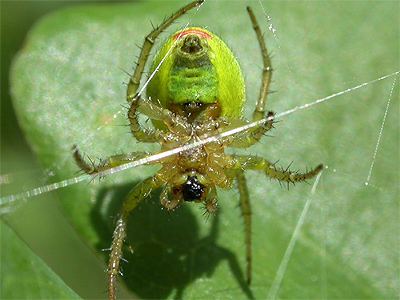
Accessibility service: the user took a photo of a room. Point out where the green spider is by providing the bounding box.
[73,1,323,299]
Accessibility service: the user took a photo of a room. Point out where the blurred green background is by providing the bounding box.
[1,0,399,299]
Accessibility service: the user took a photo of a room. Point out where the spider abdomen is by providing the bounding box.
[168,64,218,105]
[147,27,246,119]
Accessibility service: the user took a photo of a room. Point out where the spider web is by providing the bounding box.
[1,1,399,299]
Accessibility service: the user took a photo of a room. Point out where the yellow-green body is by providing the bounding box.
[147,27,245,119]
[73,3,323,298]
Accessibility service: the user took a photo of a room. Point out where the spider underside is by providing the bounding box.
[73,1,323,299]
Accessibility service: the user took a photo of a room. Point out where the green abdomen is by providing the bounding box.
[168,65,218,104]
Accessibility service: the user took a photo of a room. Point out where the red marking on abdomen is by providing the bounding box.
[174,29,212,40]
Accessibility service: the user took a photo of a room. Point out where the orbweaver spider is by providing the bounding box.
[73,1,323,299]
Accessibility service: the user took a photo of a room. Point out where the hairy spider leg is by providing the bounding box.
[204,186,218,215]
[222,7,275,285]
[234,155,323,184]
[129,98,189,139]
[73,148,165,300]
[108,176,162,300]
[126,0,204,143]
[233,155,322,284]
[227,7,275,149]
[73,146,148,174]
[226,111,275,148]
[236,170,252,285]
[247,6,273,121]
[160,185,181,210]
[229,8,321,284]
[127,97,164,143]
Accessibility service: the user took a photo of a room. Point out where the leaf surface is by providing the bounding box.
[0,220,80,299]
[10,1,399,299]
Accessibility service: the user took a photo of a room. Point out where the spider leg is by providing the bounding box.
[73,145,148,175]
[204,186,218,215]
[126,0,204,101]
[108,176,161,300]
[160,185,182,210]
[128,97,165,143]
[233,155,323,184]
[130,98,189,137]
[126,0,204,142]
[247,6,273,121]
[236,170,252,285]
[227,6,275,148]
[226,111,275,148]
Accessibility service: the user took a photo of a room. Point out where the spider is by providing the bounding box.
[73,1,323,299]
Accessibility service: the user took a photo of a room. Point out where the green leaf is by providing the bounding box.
[10,0,399,299]
[0,220,80,299]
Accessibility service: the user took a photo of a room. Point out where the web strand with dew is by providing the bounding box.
[365,76,398,186]
[1,70,398,211]
[257,0,299,87]
[267,170,323,300]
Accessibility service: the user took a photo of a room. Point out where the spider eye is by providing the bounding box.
[182,176,205,201]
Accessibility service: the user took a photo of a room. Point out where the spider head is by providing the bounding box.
[181,175,205,202]
[176,174,218,215]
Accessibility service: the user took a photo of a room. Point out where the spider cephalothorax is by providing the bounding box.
[73,1,322,299]
[153,102,237,210]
